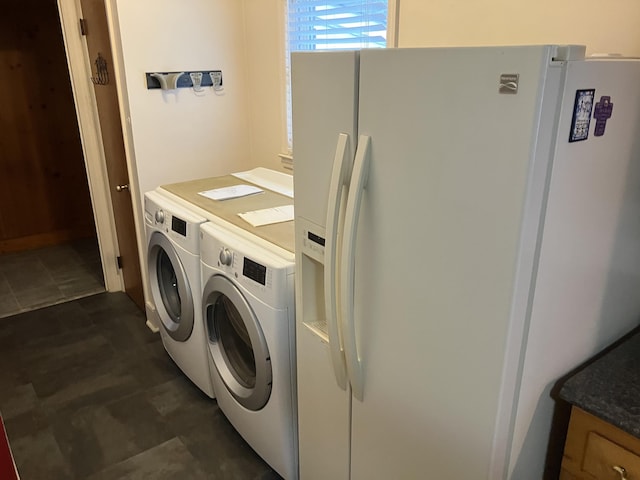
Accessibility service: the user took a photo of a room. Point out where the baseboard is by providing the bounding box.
[0,228,96,254]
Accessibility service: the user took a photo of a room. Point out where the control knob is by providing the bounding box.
[219,248,233,266]
[155,210,165,224]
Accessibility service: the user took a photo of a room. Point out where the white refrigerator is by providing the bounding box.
[291,45,640,479]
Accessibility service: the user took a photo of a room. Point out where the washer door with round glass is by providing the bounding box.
[148,231,194,342]
[203,275,272,411]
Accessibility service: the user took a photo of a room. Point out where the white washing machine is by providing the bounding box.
[200,221,297,479]
[144,190,215,398]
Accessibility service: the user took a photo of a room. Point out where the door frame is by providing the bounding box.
[56,0,149,307]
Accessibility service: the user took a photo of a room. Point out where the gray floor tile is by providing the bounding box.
[148,378,281,479]
[3,405,50,441]
[0,292,280,479]
[0,317,15,344]
[146,377,217,435]
[9,427,73,479]
[0,293,21,319]
[52,392,175,478]
[4,258,54,293]
[0,384,38,419]
[9,301,94,345]
[21,330,112,382]
[0,359,28,395]
[86,260,106,282]
[39,369,142,418]
[0,250,40,273]
[50,262,93,283]
[14,284,65,310]
[99,312,161,353]
[0,240,104,315]
[120,344,184,389]
[80,291,140,318]
[37,243,83,273]
[70,238,101,262]
[0,336,28,394]
[58,277,105,300]
[179,417,280,480]
[0,273,12,295]
[86,437,209,480]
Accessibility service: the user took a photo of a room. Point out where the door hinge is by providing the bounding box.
[79,18,88,36]
[117,256,123,269]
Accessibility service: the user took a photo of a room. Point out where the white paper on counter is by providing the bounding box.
[238,205,294,227]
[232,168,294,198]
[198,184,263,201]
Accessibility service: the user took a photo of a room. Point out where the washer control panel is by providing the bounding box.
[144,192,205,254]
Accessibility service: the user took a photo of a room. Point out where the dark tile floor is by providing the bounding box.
[0,239,105,318]
[0,292,281,479]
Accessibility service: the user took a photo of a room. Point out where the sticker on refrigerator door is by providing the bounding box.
[593,95,613,137]
[569,89,595,142]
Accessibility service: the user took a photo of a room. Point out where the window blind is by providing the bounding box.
[284,0,388,152]
[288,1,387,51]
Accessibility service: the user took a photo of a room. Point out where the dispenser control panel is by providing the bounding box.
[299,217,325,264]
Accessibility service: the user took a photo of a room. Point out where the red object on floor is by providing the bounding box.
[0,415,18,480]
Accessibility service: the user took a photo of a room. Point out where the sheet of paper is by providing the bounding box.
[232,168,294,198]
[238,205,294,227]
[198,184,263,201]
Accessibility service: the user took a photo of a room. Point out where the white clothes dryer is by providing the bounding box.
[144,190,214,398]
[200,222,297,479]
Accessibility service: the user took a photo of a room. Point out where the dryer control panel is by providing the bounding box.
[243,257,267,286]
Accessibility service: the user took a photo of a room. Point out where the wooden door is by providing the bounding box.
[78,0,144,310]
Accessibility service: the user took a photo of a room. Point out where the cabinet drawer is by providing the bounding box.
[583,431,640,479]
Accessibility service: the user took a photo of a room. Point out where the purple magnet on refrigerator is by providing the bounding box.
[593,96,613,137]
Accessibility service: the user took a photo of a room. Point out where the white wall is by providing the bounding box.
[397,0,640,56]
[107,0,255,319]
[241,0,289,171]
[114,0,253,202]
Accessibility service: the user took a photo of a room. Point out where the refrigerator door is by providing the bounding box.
[292,51,359,480]
[510,58,640,479]
[348,46,562,479]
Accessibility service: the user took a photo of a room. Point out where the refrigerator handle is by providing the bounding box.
[324,133,351,390]
[340,134,371,402]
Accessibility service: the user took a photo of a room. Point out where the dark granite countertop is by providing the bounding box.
[559,329,640,438]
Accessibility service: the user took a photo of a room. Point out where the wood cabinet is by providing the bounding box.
[561,407,640,479]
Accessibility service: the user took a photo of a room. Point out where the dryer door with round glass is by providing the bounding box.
[203,275,272,411]
[148,231,194,342]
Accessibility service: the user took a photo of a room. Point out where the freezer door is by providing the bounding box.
[347,46,561,479]
[510,58,640,479]
[291,51,359,228]
[292,51,359,480]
